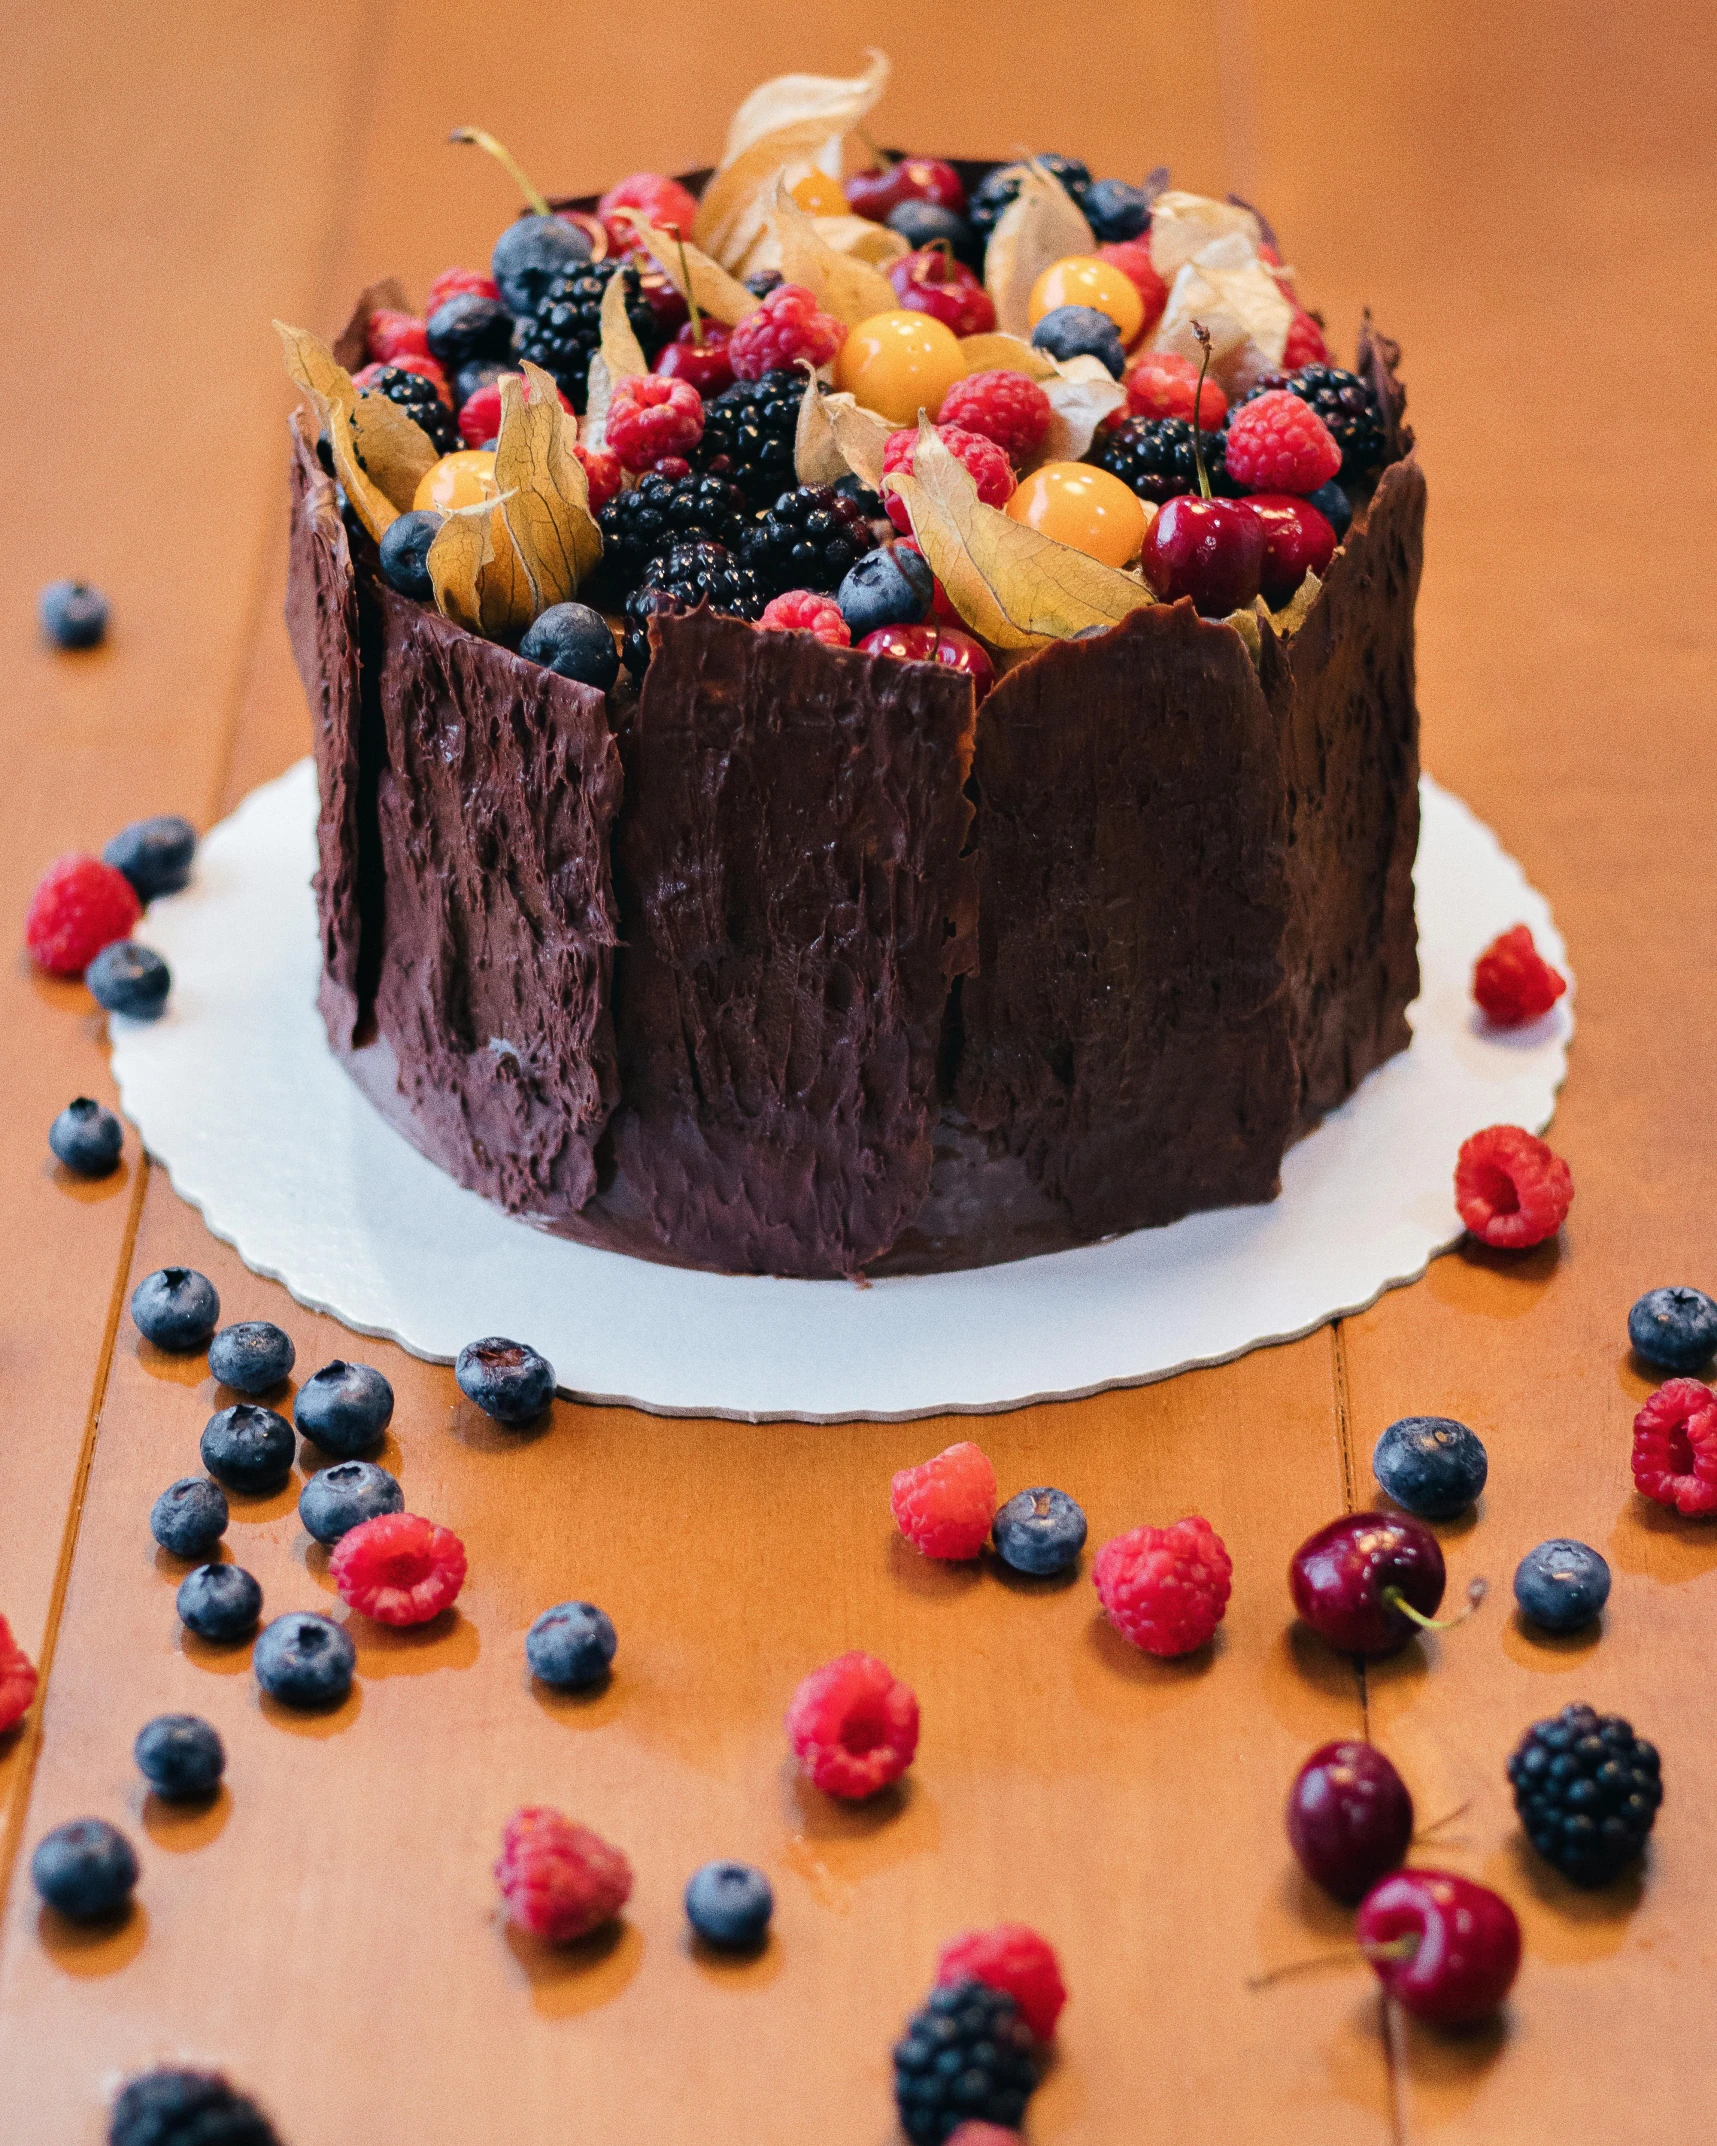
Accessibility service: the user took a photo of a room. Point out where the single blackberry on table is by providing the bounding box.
[695,369,804,508]
[968,155,1092,241]
[1507,1702,1661,1887]
[109,2068,282,2146]
[513,258,663,411]
[893,1979,1039,2144]
[740,484,878,595]
[594,472,748,598]
[356,367,457,456]
[622,541,764,678]
[1243,363,1387,482]
[1092,414,1238,503]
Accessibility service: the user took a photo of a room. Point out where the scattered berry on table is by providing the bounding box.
[837,545,934,637]
[25,854,141,976]
[727,283,847,381]
[1095,414,1233,505]
[150,1477,228,1560]
[991,1487,1087,1577]
[330,1511,466,1625]
[894,1979,1039,2144]
[519,602,621,689]
[425,291,512,369]
[1093,1516,1232,1656]
[526,1601,617,1690]
[1121,350,1227,429]
[1508,1702,1661,1886]
[935,1924,1066,2041]
[298,1460,404,1546]
[30,1818,138,1922]
[427,265,501,314]
[39,578,109,649]
[366,306,429,363]
[109,2069,281,2146]
[1098,240,1168,334]
[490,212,591,317]
[606,373,706,474]
[1631,1377,1717,1515]
[882,424,1014,536]
[891,1441,998,1560]
[1472,923,1567,1026]
[353,363,457,452]
[1628,1285,1717,1373]
[696,370,805,507]
[0,1614,39,1733]
[759,590,851,646]
[513,258,661,409]
[1355,1870,1520,2025]
[49,1097,124,1177]
[968,155,1091,240]
[938,369,1052,465]
[1031,303,1125,378]
[134,1714,225,1802]
[176,1563,262,1644]
[1084,177,1151,242]
[1290,1511,1450,1656]
[200,1404,296,1496]
[742,483,877,594]
[858,623,996,700]
[1454,1125,1573,1250]
[596,471,748,596]
[379,509,444,600]
[208,1321,295,1396]
[1372,1415,1488,1520]
[1244,493,1338,607]
[496,1807,633,1942]
[455,1336,556,1426]
[684,1860,773,1949]
[85,940,171,1019]
[1223,389,1342,494]
[786,1651,920,1799]
[103,815,197,902]
[1514,1539,1610,1632]
[293,1359,393,1456]
[253,1613,355,1708]
[597,170,702,250]
[944,2128,1023,2146]
[1304,477,1352,537]
[1285,1740,1414,1901]
[131,1267,219,1352]
[886,201,980,264]
[622,542,765,678]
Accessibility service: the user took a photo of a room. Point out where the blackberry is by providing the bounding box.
[969,155,1092,242]
[622,542,764,679]
[109,2068,281,2146]
[513,259,663,411]
[1507,1702,1662,1887]
[595,472,747,598]
[739,484,878,595]
[1245,364,1387,481]
[1092,415,1238,503]
[356,367,456,456]
[696,369,804,508]
[893,1979,1039,2145]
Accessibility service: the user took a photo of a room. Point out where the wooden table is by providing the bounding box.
[2,4,1712,2138]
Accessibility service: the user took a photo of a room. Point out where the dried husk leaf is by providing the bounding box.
[793,368,847,486]
[426,491,529,639]
[722,52,888,163]
[957,332,1061,383]
[983,165,1096,339]
[1152,232,1292,374]
[1036,360,1127,466]
[583,267,651,442]
[274,319,399,541]
[697,54,889,272]
[1148,190,1261,281]
[346,389,440,512]
[1269,568,1323,638]
[770,184,900,326]
[611,211,760,326]
[810,214,909,268]
[1225,603,1263,662]
[495,363,602,608]
[819,392,894,490]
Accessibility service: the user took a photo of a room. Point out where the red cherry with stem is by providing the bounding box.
[1139,323,1264,616]
[845,144,967,223]
[858,622,995,701]
[1286,1742,1414,1901]
[1289,1510,1471,1657]
[1356,1870,1521,2026]
[1242,493,1337,608]
[654,323,733,396]
[887,245,996,338]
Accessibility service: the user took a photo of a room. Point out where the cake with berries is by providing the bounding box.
[283,62,1422,1280]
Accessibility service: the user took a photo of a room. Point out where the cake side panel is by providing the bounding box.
[608,612,976,1278]
[955,603,1297,1236]
[368,590,623,1218]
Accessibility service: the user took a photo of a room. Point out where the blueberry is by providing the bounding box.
[1373,1415,1488,1520]
[102,815,197,901]
[201,1404,295,1495]
[39,579,108,649]
[298,1460,403,1545]
[150,1476,229,1559]
[456,1336,555,1425]
[526,1601,616,1689]
[838,546,933,637]
[1083,177,1152,242]
[176,1563,262,1642]
[1304,479,1353,539]
[992,1486,1088,1576]
[519,602,620,690]
[684,1860,773,1949]
[1031,304,1126,379]
[1513,1539,1611,1634]
[886,200,979,264]
[378,509,444,601]
[48,1096,123,1177]
[208,1321,295,1395]
[426,292,514,366]
[491,212,591,315]
[85,941,171,1019]
[131,1267,219,1352]
[134,1714,225,1801]
[294,1360,394,1456]
[1628,1286,1717,1373]
[253,1613,355,1708]
[30,1818,137,1920]
[455,358,507,409]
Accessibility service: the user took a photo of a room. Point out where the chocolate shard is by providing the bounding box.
[607,610,977,1277]
[1356,308,1414,463]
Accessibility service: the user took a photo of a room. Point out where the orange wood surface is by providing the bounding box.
[1,3,1713,2140]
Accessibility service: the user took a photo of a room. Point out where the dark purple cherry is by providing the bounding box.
[1289,1510,1447,1655]
[1286,1740,1414,1900]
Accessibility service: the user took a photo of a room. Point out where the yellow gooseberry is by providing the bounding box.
[789,169,848,217]
[1028,256,1147,346]
[834,311,968,427]
[1004,461,1151,567]
[413,449,499,514]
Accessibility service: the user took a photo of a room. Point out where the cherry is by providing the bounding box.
[1242,493,1338,608]
[1286,1741,1414,1901]
[654,320,734,397]
[1356,1870,1521,2026]
[1289,1511,1447,1657]
[1137,323,1264,616]
[858,622,995,701]
[845,150,967,225]
[887,245,996,338]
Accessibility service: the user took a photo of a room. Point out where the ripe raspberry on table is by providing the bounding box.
[426,265,500,314]
[938,370,1053,465]
[936,1924,1066,2040]
[760,590,851,647]
[891,1439,997,1559]
[605,373,705,474]
[1631,1379,1717,1516]
[1097,240,1167,334]
[25,855,141,977]
[573,443,623,511]
[1281,308,1329,369]
[1224,389,1342,493]
[329,1511,467,1626]
[786,1651,919,1799]
[1123,350,1226,428]
[1093,1515,1232,1656]
[1472,924,1567,1026]
[0,1614,38,1734]
[882,424,1015,534]
[353,352,450,405]
[1454,1125,1573,1249]
[366,307,429,364]
[726,283,847,381]
[495,1807,633,1942]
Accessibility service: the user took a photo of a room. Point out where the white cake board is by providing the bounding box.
[110,760,1571,1422]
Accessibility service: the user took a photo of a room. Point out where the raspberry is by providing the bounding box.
[456,372,576,451]
[1093,1516,1232,1656]
[1097,240,1168,334]
[759,591,852,647]
[882,424,1015,535]
[786,1651,919,1799]
[1223,388,1342,493]
[367,308,429,364]
[727,284,847,382]
[891,1440,997,1559]
[574,443,623,511]
[1123,351,1227,429]
[0,1614,38,1734]
[599,172,702,252]
[947,2129,1023,2146]
[1281,308,1329,369]
[1631,1379,1717,1516]
[25,854,141,976]
[936,1924,1066,2040]
[1454,1125,1574,1249]
[328,1511,467,1625]
[426,266,500,314]
[495,1807,633,1942]
[937,371,1052,466]
[352,351,450,406]
[603,373,705,475]
[1473,924,1567,1026]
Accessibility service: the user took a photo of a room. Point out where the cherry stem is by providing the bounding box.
[665,225,704,348]
[856,127,895,174]
[1247,1933,1418,1991]
[1414,1798,1473,1842]
[1190,322,1214,500]
[449,129,551,218]
[1381,1576,1488,1634]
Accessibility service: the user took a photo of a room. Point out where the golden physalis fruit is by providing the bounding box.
[834,310,967,427]
[789,169,849,217]
[1028,256,1147,346]
[1005,462,1151,568]
[415,449,500,514]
